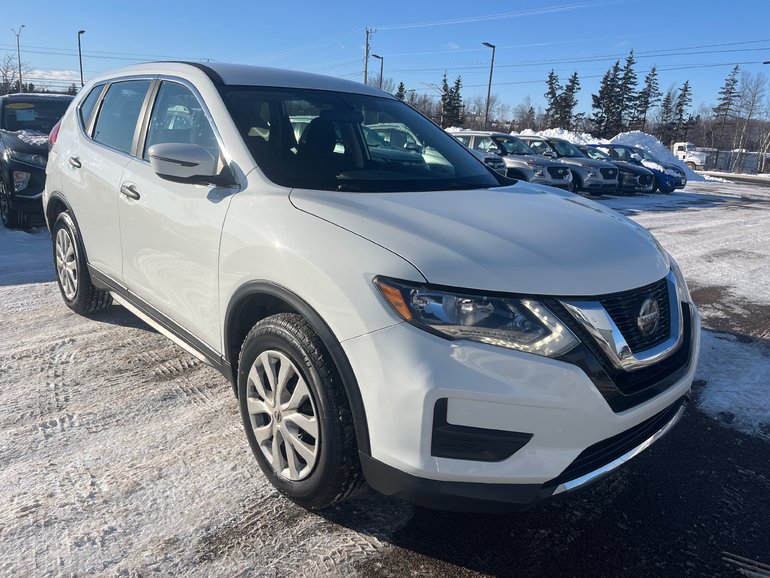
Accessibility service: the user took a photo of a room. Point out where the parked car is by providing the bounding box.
[577,145,654,194]
[45,62,700,512]
[517,135,618,195]
[449,130,572,190]
[597,144,686,193]
[365,121,505,176]
[0,93,73,227]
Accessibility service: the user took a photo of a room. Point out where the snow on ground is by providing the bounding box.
[0,181,768,574]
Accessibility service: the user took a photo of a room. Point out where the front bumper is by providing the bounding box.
[345,301,700,511]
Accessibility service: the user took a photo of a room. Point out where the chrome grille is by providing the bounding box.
[547,166,569,179]
[598,277,671,353]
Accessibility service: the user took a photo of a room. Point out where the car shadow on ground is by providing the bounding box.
[88,303,157,333]
[316,398,770,577]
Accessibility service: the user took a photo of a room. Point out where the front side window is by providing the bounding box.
[526,139,551,156]
[471,136,495,153]
[221,87,501,192]
[93,80,151,154]
[143,81,218,160]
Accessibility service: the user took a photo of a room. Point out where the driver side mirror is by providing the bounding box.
[148,143,234,186]
[542,150,557,158]
[630,153,642,162]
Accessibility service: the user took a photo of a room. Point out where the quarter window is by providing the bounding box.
[78,84,104,132]
[92,80,151,154]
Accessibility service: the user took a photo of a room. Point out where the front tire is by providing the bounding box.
[0,178,26,229]
[238,313,364,510]
[570,171,583,192]
[52,211,112,314]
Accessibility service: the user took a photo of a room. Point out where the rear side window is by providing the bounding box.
[78,85,104,131]
[93,80,151,154]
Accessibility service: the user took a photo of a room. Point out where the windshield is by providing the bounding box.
[549,139,585,158]
[582,147,612,161]
[1,98,71,133]
[221,87,501,192]
[631,146,660,163]
[493,135,535,155]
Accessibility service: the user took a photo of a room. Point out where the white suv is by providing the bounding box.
[45,62,700,512]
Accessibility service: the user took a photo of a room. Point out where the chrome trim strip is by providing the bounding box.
[560,270,683,371]
[553,402,686,495]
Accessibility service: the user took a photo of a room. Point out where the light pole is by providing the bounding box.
[372,54,383,89]
[78,30,86,87]
[482,41,496,130]
[12,25,25,93]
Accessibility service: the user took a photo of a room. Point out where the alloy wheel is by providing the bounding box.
[55,228,78,300]
[245,350,319,481]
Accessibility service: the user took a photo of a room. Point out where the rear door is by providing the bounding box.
[118,79,234,351]
[60,79,152,280]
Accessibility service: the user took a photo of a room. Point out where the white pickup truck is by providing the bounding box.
[672,142,708,170]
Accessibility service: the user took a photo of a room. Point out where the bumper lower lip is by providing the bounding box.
[552,400,686,495]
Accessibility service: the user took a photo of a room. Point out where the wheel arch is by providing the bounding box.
[224,281,371,455]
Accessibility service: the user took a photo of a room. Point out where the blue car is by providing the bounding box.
[593,144,686,193]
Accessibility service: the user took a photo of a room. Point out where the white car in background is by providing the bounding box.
[44,61,700,512]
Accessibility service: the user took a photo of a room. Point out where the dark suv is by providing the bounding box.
[0,93,73,227]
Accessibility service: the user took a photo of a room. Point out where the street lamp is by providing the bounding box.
[12,25,25,93]
[78,30,86,87]
[482,41,496,130]
[372,53,384,90]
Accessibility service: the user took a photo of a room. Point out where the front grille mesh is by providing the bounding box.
[547,166,569,179]
[600,167,618,180]
[599,277,671,353]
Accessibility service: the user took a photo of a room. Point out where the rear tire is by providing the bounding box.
[52,211,113,315]
[238,313,364,510]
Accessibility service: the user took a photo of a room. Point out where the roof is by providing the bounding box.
[87,61,389,98]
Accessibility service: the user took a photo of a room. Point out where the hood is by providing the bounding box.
[612,161,652,175]
[506,154,561,169]
[290,184,669,296]
[556,156,615,169]
[0,129,49,155]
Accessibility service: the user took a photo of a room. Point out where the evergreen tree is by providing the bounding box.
[450,76,464,126]
[633,66,661,131]
[712,65,740,149]
[66,83,78,96]
[440,73,451,127]
[673,80,692,142]
[657,87,677,145]
[544,70,562,127]
[560,72,581,130]
[395,81,406,100]
[591,61,622,138]
[618,50,638,129]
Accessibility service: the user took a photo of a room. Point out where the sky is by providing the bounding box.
[1,0,768,116]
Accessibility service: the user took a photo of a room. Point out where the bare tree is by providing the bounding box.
[732,72,767,171]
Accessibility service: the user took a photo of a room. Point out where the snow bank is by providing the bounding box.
[516,127,607,146]
[610,131,713,182]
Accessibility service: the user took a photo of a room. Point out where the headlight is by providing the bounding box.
[375,277,579,357]
[668,254,692,304]
[533,168,545,177]
[664,168,683,177]
[8,149,47,167]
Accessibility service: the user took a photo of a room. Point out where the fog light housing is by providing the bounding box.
[13,171,31,192]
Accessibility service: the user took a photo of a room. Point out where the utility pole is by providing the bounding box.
[364,28,375,84]
[12,25,25,93]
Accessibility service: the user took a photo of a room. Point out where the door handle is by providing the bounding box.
[120,182,141,200]
[68,157,81,169]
